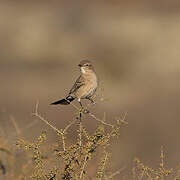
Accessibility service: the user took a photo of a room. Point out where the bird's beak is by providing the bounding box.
[78,64,82,67]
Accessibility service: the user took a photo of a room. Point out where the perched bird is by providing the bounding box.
[51,60,98,107]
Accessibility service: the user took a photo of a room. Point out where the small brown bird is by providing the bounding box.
[51,60,98,107]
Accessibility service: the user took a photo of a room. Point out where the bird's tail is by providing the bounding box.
[51,96,75,105]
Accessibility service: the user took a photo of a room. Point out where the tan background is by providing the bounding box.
[0,0,180,178]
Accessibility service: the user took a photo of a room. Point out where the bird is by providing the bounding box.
[51,60,98,107]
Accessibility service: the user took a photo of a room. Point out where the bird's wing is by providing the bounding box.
[69,75,85,95]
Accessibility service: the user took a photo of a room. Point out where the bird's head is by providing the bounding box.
[78,60,94,73]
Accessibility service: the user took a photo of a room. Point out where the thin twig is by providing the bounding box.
[109,166,126,178]
[119,112,128,125]
[99,153,108,180]
[9,115,21,135]
[32,101,68,151]
[4,119,38,146]
[160,145,164,169]
[33,101,79,152]
[22,120,39,131]
[70,103,84,147]
[61,119,79,151]
[78,111,82,147]
[70,102,114,128]
[32,101,61,134]
[33,110,67,150]
[88,112,114,128]
[61,134,66,151]
[63,118,78,134]
[33,112,61,134]
[80,155,88,179]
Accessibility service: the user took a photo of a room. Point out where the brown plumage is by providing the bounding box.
[51,60,98,106]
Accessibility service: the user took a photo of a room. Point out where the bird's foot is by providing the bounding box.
[87,97,95,104]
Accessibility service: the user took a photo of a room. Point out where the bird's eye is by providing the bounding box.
[85,64,89,66]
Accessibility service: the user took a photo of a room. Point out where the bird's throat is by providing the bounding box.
[81,67,86,74]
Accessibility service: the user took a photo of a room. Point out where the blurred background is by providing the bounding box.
[0,0,180,178]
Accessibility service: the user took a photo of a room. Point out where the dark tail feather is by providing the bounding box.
[51,99,69,105]
[51,96,75,105]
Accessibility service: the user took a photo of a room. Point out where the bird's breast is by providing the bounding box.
[76,72,98,99]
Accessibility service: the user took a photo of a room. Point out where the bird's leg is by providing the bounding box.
[78,98,83,109]
[87,97,94,104]
[79,101,83,108]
